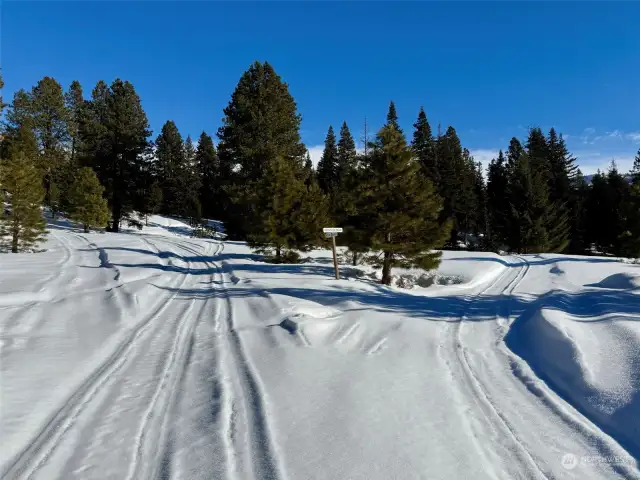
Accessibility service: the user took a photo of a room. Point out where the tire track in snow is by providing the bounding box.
[212,259,285,480]
[126,240,224,480]
[445,258,549,479]
[2,241,198,480]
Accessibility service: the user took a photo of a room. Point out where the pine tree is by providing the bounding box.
[248,156,328,261]
[567,170,590,254]
[317,125,338,193]
[303,151,316,190]
[66,167,110,232]
[28,77,70,210]
[156,120,191,216]
[486,151,508,248]
[0,70,5,115]
[64,80,84,164]
[358,125,450,285]
[336,121,357,174]
[79,79,151,232]
[386,101,402,133]
[216,61,307,238]
[0,151,47,253]
[196,132,220,219]
[411,107,438,185]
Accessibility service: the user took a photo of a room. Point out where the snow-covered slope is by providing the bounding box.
[1,222,639,479]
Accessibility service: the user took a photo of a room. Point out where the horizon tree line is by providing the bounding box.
[1,65,639,280]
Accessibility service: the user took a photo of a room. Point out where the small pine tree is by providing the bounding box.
[0,152,47,252]
[411,107,438,185]
[358,125,450,285]
[67,167,110,232]
[317,126,338,193]
[386,101,402,133]
[248,156,325,261]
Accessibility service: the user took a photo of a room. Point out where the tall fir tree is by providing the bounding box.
[155,120,199,218]
[317,125,338,193]
[0,70,5,115]
[386,101,402,133]
[196,131,220,219]
[357,125,450,285]
[28,77,70,210]
[78,79,151,232]
[336,121,357,174]
[66,167,110,232]
[247,155,328,261]
[411,107,438,185]
[64,80,84,164]
[216,61,307,238]
[0,150,47,253]
[486,150,509,248]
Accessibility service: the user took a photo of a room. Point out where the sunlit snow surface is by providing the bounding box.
[1,217,639,479]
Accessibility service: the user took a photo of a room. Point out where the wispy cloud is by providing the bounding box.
[469,149,500,169]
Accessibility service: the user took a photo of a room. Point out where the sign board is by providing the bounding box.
[322,227,342,279]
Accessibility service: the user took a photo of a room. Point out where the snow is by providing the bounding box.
[1,219,640,479]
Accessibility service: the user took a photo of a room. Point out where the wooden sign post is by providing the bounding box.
[323,227,343,280]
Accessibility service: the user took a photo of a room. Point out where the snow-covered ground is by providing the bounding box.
[1,217,639,479]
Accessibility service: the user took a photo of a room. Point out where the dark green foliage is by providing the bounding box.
[386,101,402,134]
[0,151,47,252]
[196,132,221,219]
[317,125,338,193]
[337,122,357,173]
[0,70,5,115]
[217,61,306,183]
[486,151,508,248]
[64,80,84,163]
[66,167,110,232]
[155,121,199,218]
[216,61,306,238]
[78,79,152,232]
[435,126,479,246]
[411,107,438,185]
[357,125,451,285]
[245,156,329,261]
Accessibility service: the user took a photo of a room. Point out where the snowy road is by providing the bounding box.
[1,222,639,479]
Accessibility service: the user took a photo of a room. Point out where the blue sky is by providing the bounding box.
[3,2,639,173]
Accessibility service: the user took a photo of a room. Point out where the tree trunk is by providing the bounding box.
[83,224,90,233]
[11,230,18,253]
[381,251,392,285]
[275,244,282,262]
[352,251,358,266]
[112,202,122,233]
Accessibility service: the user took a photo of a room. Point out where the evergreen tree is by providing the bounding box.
[66,167,110,232]
[79,79,151,232]
[155,120,195,217]
[303,151,316,190]
[0,151,47,253]
[0,70,5,115]
[28,77,70,210]
[386,101,402,133]
[247,156,328,261]
[216,61,307,238]
[358,125,450,285]
[411,107,438,185]
[317,125,338,193]
[486,151,508,248]
[196,132,219,219]
[336,121,357,174]
[64,80,84,163]
[567,169,590,254]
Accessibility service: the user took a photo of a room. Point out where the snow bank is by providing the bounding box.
[506,302,640,458]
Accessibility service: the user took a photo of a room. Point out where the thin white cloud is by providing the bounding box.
[626,132,640,143]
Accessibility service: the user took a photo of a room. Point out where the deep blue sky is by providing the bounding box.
[3,2,640,173]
